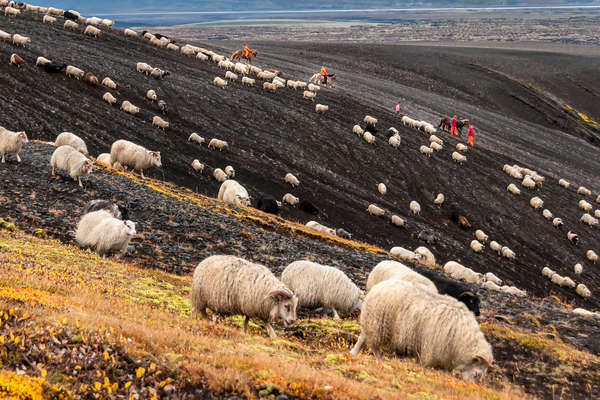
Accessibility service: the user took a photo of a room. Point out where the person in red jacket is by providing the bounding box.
[395,101,400,114]
[450,115,458,136]
[321,65,327,85]
[467,125,475,147]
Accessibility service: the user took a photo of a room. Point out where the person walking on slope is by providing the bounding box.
[467,125,475,147]
[395,101,400,114]
[450,115,458,136]
[321,65,327,85]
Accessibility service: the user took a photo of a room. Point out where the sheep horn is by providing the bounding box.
[265,288,293,300]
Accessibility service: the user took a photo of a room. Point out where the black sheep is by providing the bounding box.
[299,200,319,215]
[63,11,79,21]
[418,268,481,316]
[41,63,66,73]
[256,195,279,215]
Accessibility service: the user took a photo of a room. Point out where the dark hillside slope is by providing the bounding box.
[0,10,599,310]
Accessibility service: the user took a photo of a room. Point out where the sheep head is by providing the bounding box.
[457,355,492,382]
[458,291,480,317]
[266,289,297,326]
[149,151,162,168]
[17,131,28,143]
[123,220,136,236]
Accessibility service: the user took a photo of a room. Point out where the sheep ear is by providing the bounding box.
[474,355,492,367]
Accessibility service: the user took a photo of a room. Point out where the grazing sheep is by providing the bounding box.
[96,153,112,166]
[367,204,385,217]
[281,260,362,318]
[188,133,205,145]
[65,65,84,79]
[352,125,364,136]
[417,269,481,316]
[157,100,168,115]
[500,286,527,297]
[541,267,554,278]
[336,228,352,239]
[225,71,238,81]
[0,30,11,40]
[415,247,435,267]
[256,195,280,215]
[420,145,433,157]
[443,261,484,284]
[136,62,153,75]
[377,183,387,195]
[553,217,563,228]
[363,132,375,144]
[430,142,443,151]
[410,201,421,215]
[191,255,298,339]
[282,193,299,206]
[50,145,93,187]
[529,196,543,209]
[86,16,101,25]
[224,165,235,178]
[595,209,600,218]
[0,128,28,163]
[573,308,599,319]
[305,221,336,236]
[166,43,179,51]
[191,160,204,172]
[9,53,23,67]
[470,240,484,253]
[208,139,228,151]
[560,276,577,288]
[573,263,583,275]
[101,19,114,27]
[521,175,536,189]
[64,20,78,30]
[109,140,161,178]
[484,272,502,286]
[542,209,553,220]
[576,283,591,298]
[120,100,140,115]
[482,281,501,291]
[363,115,377,128]
[315,104,329,113]
[507,183,521,195]
[54,132,88,155]
[432,193,445,207]
[367,260,437,294]
[456,143,468,152]
[567,231,579,245]
[84,72,98,86]
[558,178,570,188]
[284,173,300,187]
[124,28,137,37]
[501,246,515,260]
[390,247,423,262]
[4,6,19,16]
[299,200,319,215]
[101,77,117,89]
[597,194,600,203]
[234,62,248,75]
[452,151,466,164]
[579,200,593,212]
[307,83,320,92]
[390,215,406,228]
[303,90,316,101]
[84,25,101,37]
[581,213,599,226]
[350,280,493,382]
[242,76,255,86]
[587,250,598,263]
[578,186,591,196]
[430,135,443,145]
[217,180,251,206]
[102,92,117,105]
[263,82,277,92]
[475,229,488,242]
[146,90,157,101]
[152,116,169,130]
[489,241,502,254]
[150,68,169,79]
[388,135,401,148]
[43,15,56,24]
[213,168,227,182]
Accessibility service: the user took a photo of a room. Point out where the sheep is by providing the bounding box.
[65,65,84,79]
[96,153,112,166]
[542,209,553,220]
[241,77,255,86]
[482,281,501,291]
[367,204,385,217]
[335,228,352,239]
[213,168,227,182]
[578,186,591,196]
[576,283,591,298]
[430,142,443,151]
[350,280,493,381]
[152,116,169,130]
[500,286,527,297]
[580,213,599,226]
[452,151,466,164]
[181,45,196,55]
[597,194,600,203]
[315,104,329,113]
[307,83,320,92]
[305,221,336,236]
[120,100,140,115]
[553,217,563,228]
[101,19,114,27]
[224,165,235,178]
[573,263,583,275]
[188,133,205,145]
[352,125,364,136]
[109,140,161,178]
[0,30,10,40]
[50,145,93,187]
[218,59,234,69]
[587,250,598,263]
[474,229,488,243]
[191,159,204,172]
[0,128,28,163]
[12,34,30,47]
[388,135,401,148]
[521,175,536,189]
[489,241,502,254]
[9,53,23,67]
[596,209,600,218]
[389,247,421,262]
[213,76,228,88]
[225,71,238,81]
[282,193,299,206]
[484,272,502,286]
[257,70,275,80]
[579,200,593,212]
[573,308,599,319]
[443,261,484,284]
[64,20,78,30]
[136,62,153,75]
[146,90,157,101]
[558,178,570,188]
[234,62,248,75]
[507,183,521,195]
[501,246,516,260]
[84,72,98,86]
[86,17,101,25]
[541,267,554,278]
[391,215,406,228]
[281,260,362,319]
[420,145,433,157]
[409,200,421,215]
[150,68,169,80]
[303,90,316,101]
[286,80,298,89]
[191,255,297,338]
[263,82,277,92]
[363,132,375,144]
[470,240,484,253]
[377,183,387,195]
[284,173,300,187]
[76,211,136,257]
[84,25,101,37]
[217,180,250,206]
[367,260,437,294]
[456,143,468,152]
[415,247,435,267]
[567,231,579,245]
[4,6,19,16]
[102,92,117,105]
[208,139,228,151]
[363,115,377,128]
[529,196,543,209]
[101,77,117,89]
[54,132,88,155]
[43,15,56,24]
[124,28,137,37]
[166,43,179,51]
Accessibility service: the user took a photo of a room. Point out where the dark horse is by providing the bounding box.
[439,117,470,135]
[230,49,258,64]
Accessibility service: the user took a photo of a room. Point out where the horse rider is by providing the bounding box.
[467,125,475,147]
[321,65,327,85]
[450,115,458,136]
[242,43,251,63]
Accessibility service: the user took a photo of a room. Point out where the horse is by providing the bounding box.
[309,73,336,86]
[230,49,258,64]
[438,117,470,135]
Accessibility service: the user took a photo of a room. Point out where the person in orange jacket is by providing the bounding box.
[321,65,327,85]
[243,44,250,58]
[467,125,475,147]
[450,115,458,136]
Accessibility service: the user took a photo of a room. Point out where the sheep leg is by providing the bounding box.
[331,309,341,319]
[243,316,249,333]
[1,154,4,163]
[265,323,277,339]
[16,153,21,163]
[140,170,145,178]
[78,177,83,187]
[349,333,365,356]
[51,167,55,176]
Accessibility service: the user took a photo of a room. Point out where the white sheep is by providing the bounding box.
[470,240,484,253]
[152,116,169,130]
[409,200,421,215]
[99,77,116,89]
[430,142,443,151]
[587,250,598,263]
[489,241,502,254]
[50,145,93,187]
[120,100,140,115]
[103,92,117,105]
[192,255,297,338]
[390,215,406,228]
[43,15,56,24]
[578,186,591,196]
[224,165,235,178]
[430,135,443,145]
[209,167,225,182]
[213,77,228,88]
[64,20,78,30]
[350,280,493,381]
[579,200,593,212]
[284,173,300,187]
[573,263,583,275]
[452,151,466,164]
[217,180,250,206]
[225,71,238,81]
[96,153,111,166]
[282,193,299,206]
[573,308,599,319]
[146,89,157,101]
[541,267,554,278]
[166,43,179,52]
[84,25,101,37]
[542,209,553,220]
[124,28,137,37]
[303,90,316,101]
[595,209,600,218]
[501,246,516,260]
[363,115,377,127]
[0,128,28,163]
[367,260,437,294]
[507,183,520,195]
[558,178,570,188]
[196,52,208,62]
[419,145,433,157]
[580,213,599,226]
[110,140,161,178]
[241,77,255,86]
[4,6,19,16]
[208,138,228,151]
[499,286,527,297]
[553,217,563,228]
[443,261,484,284]
[281,260,362,319]
[521,175,536,189]
[363,132,375,144]
[484,272,502,286]
[482,281,501,291]
[101,18,114,27]
[191,159,204,172]
[234,62,248,75]
[136,62,153,75]
[367,204,385,217]
[415,247,435,266]
[377,183,387,195]
[315,104,329,113]
[0,30,11,40]
[456,143,468,152]
[86,16,101,25]
[597,194,600,203]
[390,247,423,262]
[473,230,487,243]
[567,231,579,244]
[576,283,591,298]
[352,125,364,136]
[66,65,84,79]
[529,196,543,209]
[433,193,445,207]
[263,82,277,92]
[307,83,320,92]
[388,135,401,148]
[305,221,336,236]
[76,212,136,257]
